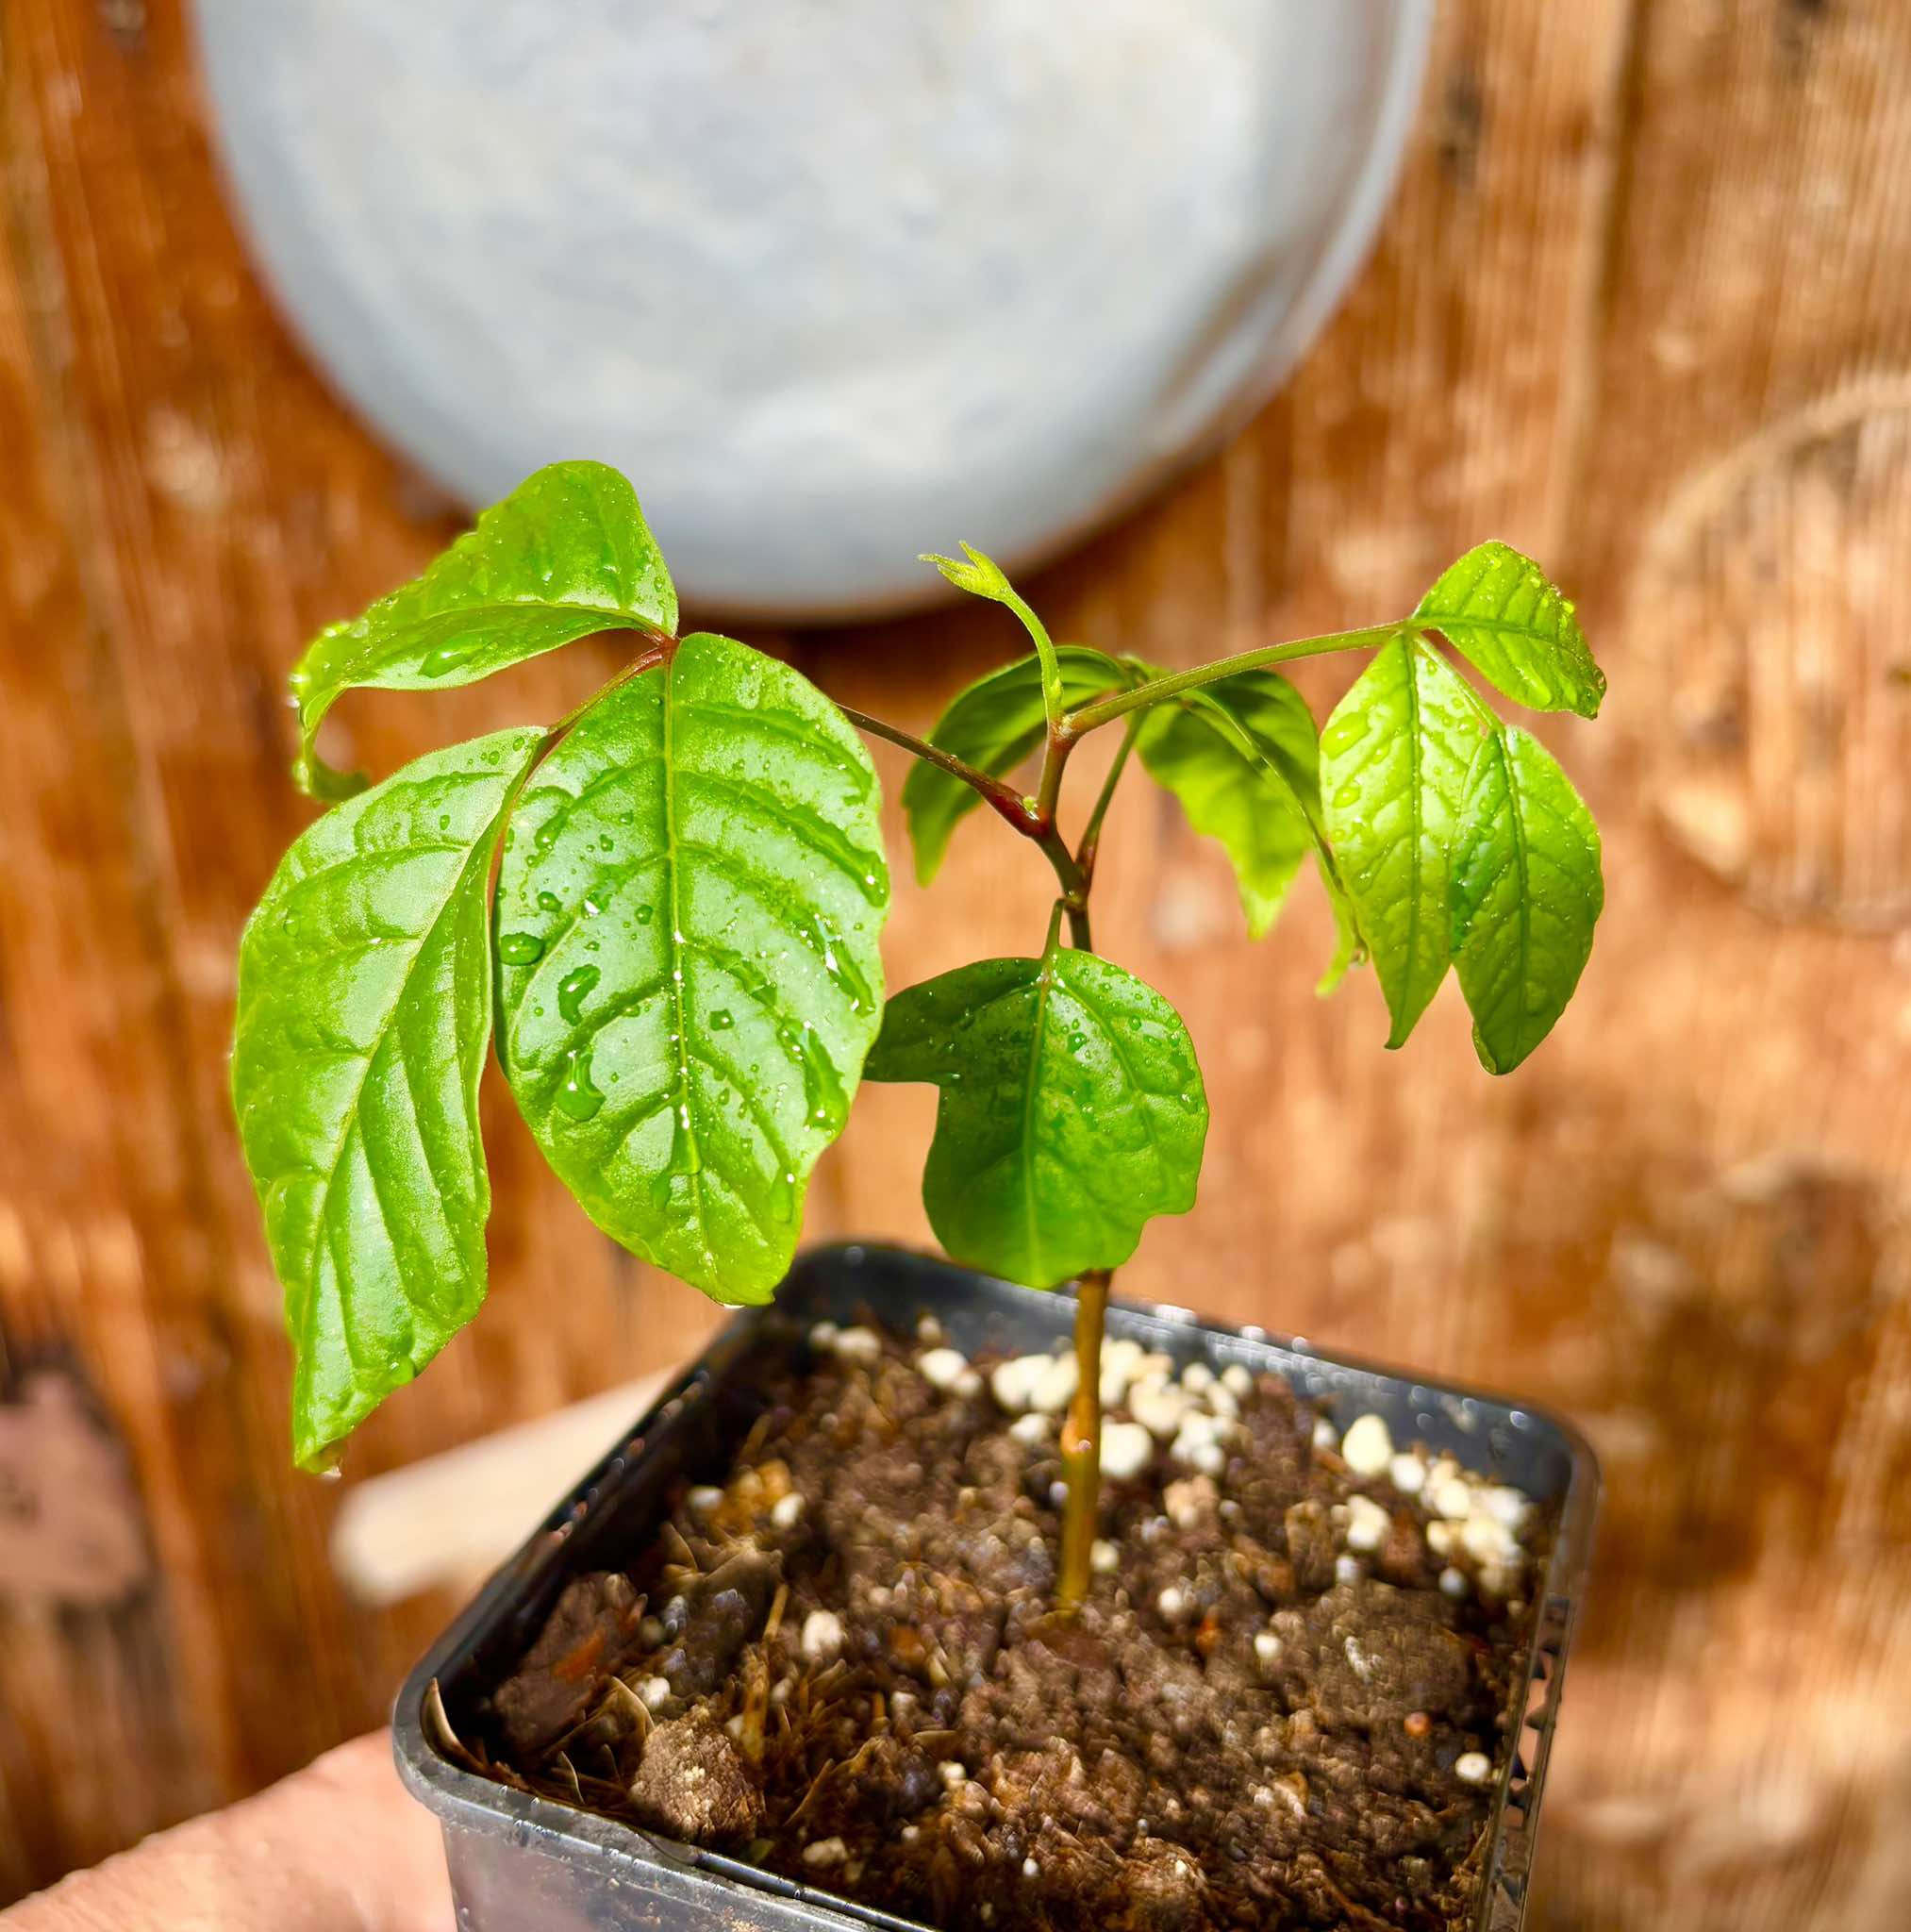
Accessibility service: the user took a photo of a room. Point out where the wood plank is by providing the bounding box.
[2,1,1910,1925]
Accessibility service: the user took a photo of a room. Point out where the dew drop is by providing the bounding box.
[537,891,562,913]
[636,905,656,924]
[710,1008,735,1030]
[1321,714,1364,757]
[497,931,545,965]
[421,640,481,677]
[554,1046,605,1121]
[772,1172,796,1224]
[557,965,600,1025]
[1333,781,1362,809]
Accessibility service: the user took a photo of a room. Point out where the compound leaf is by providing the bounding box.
[1450,726,1604,1073]
[291,461,676,797]
[495,633,889,1301]
[866,951,1206,1289]
[232,727,544,1469]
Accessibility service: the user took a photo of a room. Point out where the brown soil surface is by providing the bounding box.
[473,1319,1553,1930]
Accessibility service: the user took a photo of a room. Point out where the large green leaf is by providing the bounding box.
[865,951,1206,1289]
[1134,669,1322,940]
[494,633,888,1301]
[1414,541,1604,719]
[902,646,1131,883]
[1321,637,1490,1046]
[232,727,544,1469]
[1450,726,1604,1073]
[290,462,676,798]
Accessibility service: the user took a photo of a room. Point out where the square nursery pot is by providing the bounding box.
[394,1243,1599,1932]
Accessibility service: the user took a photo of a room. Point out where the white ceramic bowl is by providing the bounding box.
[195,1,1429,619]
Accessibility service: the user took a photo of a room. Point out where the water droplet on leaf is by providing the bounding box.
[557,965,600,1024]
[421,640,482,677]
[554,1046,605,1121]
[497,931,545,965]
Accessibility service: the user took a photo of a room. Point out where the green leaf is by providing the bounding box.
[290,462,676,798]
[1321,637,1490,1046]
[232,727,544,1470]
[920,541,1020,607]
[1134,669,1321,940]
[1414,541,1604,719]
[1450,726,1604,1073]
[901,646,1130,883]
[494,633,889,1302]
[865,951,1206,1290]
[1132,668,1367,994]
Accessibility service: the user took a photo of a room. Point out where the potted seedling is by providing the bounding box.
[233,463,1605,1932]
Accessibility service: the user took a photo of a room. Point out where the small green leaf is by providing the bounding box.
[920,541,1017,605]
[1414,541,1604,719]
[232,727,544,1469]
[1135,670,1321,940]
[919,544,1069,721]
[495,633,889,1302]
[290,462,676,797]
[865,951,1206,1289]
[1450,726,1604,1073]
[1321,637,1489,1046]
[902,646,1130,883]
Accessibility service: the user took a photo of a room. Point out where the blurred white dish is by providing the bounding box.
[195,2,1429,620]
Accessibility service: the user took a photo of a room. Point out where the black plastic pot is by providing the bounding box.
[394,1243,1598,1932]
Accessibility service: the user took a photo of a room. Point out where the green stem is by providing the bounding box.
[1035,824,1090,948]
[1063,621,1407,736]
[1001,584,1066,736]
[1055,1269,1111,1610]
[1075,715,1140,889]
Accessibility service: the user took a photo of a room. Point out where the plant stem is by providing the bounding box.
[1075,715,1140,889]
[1063,621,1407,735]
[1055,1269,1110,1610]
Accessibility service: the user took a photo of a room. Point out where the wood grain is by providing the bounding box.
[3,0,1909,1924]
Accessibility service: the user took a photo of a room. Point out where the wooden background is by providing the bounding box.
[4,1,1910,1924]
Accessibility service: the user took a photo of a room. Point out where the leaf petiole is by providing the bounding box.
[838,703,1037,832]
[1063,622,1408,736]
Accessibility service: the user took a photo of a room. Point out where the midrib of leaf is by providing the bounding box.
[1396,641,1427,1040]
[1020,958,1056,1282]
[1503,738,1535,1032]
[660,653,714,1278]
[1426,612,1562,640]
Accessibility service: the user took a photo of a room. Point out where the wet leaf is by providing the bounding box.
[1450,726,1604,1073]
[495,634,889,1301]
[1414,541,1604,719]
[290,462,675,797]
[866,952,1206,1289]
[1321,637,1489,1046]
[232,728,544,1468]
